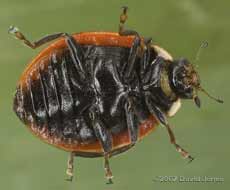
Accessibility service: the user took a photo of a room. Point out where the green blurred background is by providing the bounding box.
[0,0,229,189]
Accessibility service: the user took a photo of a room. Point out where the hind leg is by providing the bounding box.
[66,152,75,181]
[90,111,113,184]
[94,119,113,183]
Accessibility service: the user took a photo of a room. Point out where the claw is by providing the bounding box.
[8,26,26,41]
[8,25,19,34]
[105,175,114,185]
[66,168,74,182]
[175,143,194,163]
[121,6,128,12]
[187,156,195,164]
[65,176,73,182]
[106,178,114,185]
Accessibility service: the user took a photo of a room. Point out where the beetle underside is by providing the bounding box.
[14,40,163,155]
[12,7,216,183]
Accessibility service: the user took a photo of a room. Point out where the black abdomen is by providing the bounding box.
[14,45,137,143]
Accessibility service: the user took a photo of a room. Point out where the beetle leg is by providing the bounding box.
[119,7,153,43]
[66,152,75,181]
[165,124,194,163]
[8,26,65,49]
[140,45,150,80]
[123,36,141,81]
[142,56,164,88]
[64,33,86,80]
[119,6,149,54]
[90,112,113,183]
[93,118,113,153]
[104,154,113,184]
[125,100,138,144]
[145,96,194,162]
[119,6,139,36]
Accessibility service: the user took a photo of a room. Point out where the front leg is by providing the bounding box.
[145,96,194,162]
[122,36,141,81]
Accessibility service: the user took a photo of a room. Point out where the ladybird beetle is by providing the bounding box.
[10,7,223,183]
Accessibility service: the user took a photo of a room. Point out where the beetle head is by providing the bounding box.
[169,58,223,107]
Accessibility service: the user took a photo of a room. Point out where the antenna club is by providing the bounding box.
[195,41,209,62]
[217,99,224,104]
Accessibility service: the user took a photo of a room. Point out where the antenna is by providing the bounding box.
[198,86,224,104]
[195,41,209,62]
